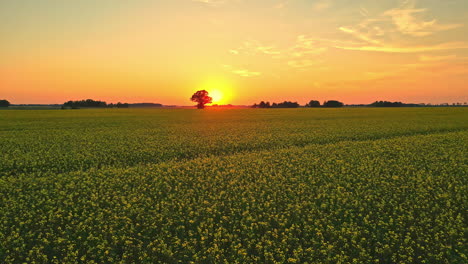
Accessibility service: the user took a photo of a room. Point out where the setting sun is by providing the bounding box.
[199,79,233,105]
[210,90,223,104]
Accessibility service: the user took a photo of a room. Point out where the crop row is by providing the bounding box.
[1,131,466,263]
[1,108,467,177]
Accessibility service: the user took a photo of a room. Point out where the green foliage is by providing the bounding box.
[0,108,467,263]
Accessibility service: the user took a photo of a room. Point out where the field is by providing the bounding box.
[0,108,467,263]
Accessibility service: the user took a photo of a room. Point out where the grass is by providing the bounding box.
[1,108,467,263]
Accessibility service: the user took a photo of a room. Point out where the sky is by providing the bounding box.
[1,0,467,105]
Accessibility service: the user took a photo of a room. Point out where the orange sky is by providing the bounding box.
[1,0,467,105]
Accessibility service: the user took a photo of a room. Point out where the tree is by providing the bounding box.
[306,100,320,107]
[369,101,404,107]
[116,102,129,108]
[272,101,299,108]
[191,90,212,109]
[323,100,344,107]
[0,99,10,107]
[253,101,298,108]
[256,101,272,108]
[63,99,107,108]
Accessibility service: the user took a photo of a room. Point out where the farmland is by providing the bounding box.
[0,108,467,263]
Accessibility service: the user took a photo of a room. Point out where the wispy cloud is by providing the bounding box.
[335,42,468,53]
[287,59,326,69]
[191,0,229,6]
[338,26,382,45]
[229,40,281,56]
[312,0,333,12]
[228,36,328,71]
[419,54,457,62]
[232,69,261,77]
[222,65,261,77]
[292,35,329,57]
[337,0,465,53]
[384,8,462,37]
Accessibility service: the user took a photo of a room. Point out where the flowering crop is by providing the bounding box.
[0,108,467,263]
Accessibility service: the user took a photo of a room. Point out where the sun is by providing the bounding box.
[210,90,224,104]
[199,79,233,105]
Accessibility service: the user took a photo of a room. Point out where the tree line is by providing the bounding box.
[62,99,130,109]
[252,100,344,108]
[1,96,467,109]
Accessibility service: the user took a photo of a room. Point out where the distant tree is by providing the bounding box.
[306,100,320,107]
[63,99,107,108]
[257,101,272,108]
[0,99,10,107]
[369,101,404,107]
[116,102,129,108]
[253,101,298,108]
[323,100,344,107]
[191,90,212,109]
[130,103,163,108]
[272,101,299,108]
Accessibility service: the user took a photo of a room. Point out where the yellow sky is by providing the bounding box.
[1,0,467,105]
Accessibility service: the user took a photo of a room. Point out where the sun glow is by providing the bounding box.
[200,79,233,105]
[210,90,223,104]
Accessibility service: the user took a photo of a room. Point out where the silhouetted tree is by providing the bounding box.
[130,103,163,108]
[253,101,298,108]
[116,102,129,108]
[306,100,320,107]
[369,101,404,107]
[272,101,299,108]
[191,90,212,109]
[258,101,271,108]
[63,99,107,108]
[323,100,344,107]
[0,99,10,107]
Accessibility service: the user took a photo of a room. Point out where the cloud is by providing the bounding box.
[384,8,462,37]
[227,36,329,71]
[335,42,468,53]
[419,55,456,62]
[292,35,329,57]
[231,40,282,56]
[191,0,228,6]
[312,0,332,12]
[232,69,261,77]
[337,1,466,53]
[222,65,261,77]
[287,59,319,68]
[339,27,382,45]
